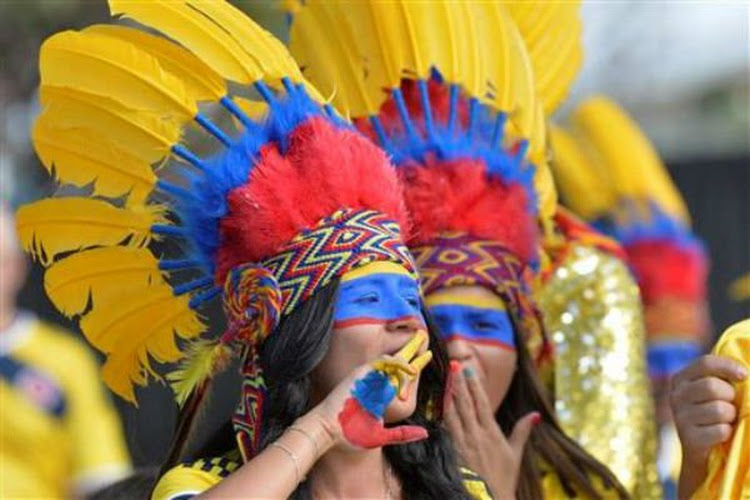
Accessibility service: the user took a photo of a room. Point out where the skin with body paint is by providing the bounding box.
[426,285,517,411]
[427,284,537,499]
[312,261,432,442]
[198,262,434,499]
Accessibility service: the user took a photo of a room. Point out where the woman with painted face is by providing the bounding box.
[19,1,494,498]
[286,3,629,497]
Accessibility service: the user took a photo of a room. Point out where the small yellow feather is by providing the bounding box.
[32,116,156,205]
[168,340,233,406]
[82,280,205,403]
[44,247,162,317]
[15,198,167,266]
[85,24,226,102]
[39,85,181,166]
[40,30,197,121]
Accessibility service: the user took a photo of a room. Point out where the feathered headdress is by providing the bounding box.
[286,1,550,364]
[550,96,710,379]
[18,0,417,460]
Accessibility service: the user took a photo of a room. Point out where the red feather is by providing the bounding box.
[626,240,708,303]
[400,156,538,265]
[216,116,410,281]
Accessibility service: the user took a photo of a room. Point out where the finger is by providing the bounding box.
[673,355,747,386]
[443,360,461,414]
[395,330,428,363]
[463,368,496,428]
[684,423,733,450]
[685,377,736,404]
[681,400,737,426]
[410,350,433,375]
[372,357,416,377]
[508,412,541,457]
[444,403,464,442]
[380,424,429,446]
[453,367,480,433]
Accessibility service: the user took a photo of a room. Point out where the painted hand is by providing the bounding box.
[319,331,433,449]
[445,365,539,498]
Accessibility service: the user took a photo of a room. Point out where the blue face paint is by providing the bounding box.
[429,303,516,350]
[334,272,424,328]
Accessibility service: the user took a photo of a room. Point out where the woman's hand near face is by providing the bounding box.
[312,330,433,450]
[445,363,539,499]
[669,355,747,499]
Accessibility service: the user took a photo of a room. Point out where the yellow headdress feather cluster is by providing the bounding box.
[18,0,327,403]
[572,96,690,224]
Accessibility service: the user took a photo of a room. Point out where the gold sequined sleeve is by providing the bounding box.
[537,243,662,499]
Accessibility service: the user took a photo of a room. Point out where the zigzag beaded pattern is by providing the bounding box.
[261,209,416,315]
[412,232,549,364]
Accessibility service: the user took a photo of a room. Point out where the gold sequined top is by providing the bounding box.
[537,242,662,499]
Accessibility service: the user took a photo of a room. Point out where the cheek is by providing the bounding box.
[475,345,518,411]
[311,324,383,394]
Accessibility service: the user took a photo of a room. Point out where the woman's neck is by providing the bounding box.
[311,446,397,498]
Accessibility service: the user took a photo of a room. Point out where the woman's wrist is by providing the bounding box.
[291,408,338,458]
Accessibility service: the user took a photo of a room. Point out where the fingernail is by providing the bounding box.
[531,412,542,425]
[736,367,748,380]
[462,366,474,378]
[449,360,462,374]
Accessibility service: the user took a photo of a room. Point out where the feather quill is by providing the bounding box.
[44,247,163,317]
[84,24,226,102]
[16,198,167,265]
[39,85,181,165]
[40,31,197,122]
[32,116,156,205]
[82,280,205,403]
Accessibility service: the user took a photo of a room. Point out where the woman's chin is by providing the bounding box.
[384,382,419,422]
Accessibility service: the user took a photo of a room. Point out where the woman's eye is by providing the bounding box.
[405,296,420,307]
[474,321,498,332]
[355,293,379,304]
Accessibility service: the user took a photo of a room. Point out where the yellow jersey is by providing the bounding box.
[0,314,131,498]
[152,452,493,500]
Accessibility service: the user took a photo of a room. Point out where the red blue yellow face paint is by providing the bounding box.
[425,290,516,350]
[334,262,424,329]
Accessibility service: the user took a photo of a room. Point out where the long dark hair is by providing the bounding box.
[163,278,473,499]
[496,331,630,500]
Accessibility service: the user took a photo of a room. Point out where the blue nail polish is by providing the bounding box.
[462,366,474,378]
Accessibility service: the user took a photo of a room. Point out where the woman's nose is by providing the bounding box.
[446,335,473,362]
[386,315,423,334]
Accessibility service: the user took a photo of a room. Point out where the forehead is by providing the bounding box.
[340,261,417,288]
[424,286,506,311]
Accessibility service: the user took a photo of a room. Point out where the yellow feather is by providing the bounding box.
[505,2,583,116]
[85,24,226,102]
[32,116,156,205]
[231,97,268,124]
[478,3,517,112]
[39,85,181,165]
[167,340,233,406]
[572,96,690,223]
[506,14,537,144]
[729,273,750,302]
[108,0,323,102]
[44,247,162,317]
[15,198,166,266]
[82,280,205,403]
[290,1,381,116]
[40,30,197,122]
[184,0,302,84]
[549,125,616,221]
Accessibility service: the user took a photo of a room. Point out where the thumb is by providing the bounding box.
[508,412,540,456]
[379,424,429,446]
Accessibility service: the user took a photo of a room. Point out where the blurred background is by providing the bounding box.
[1,0,748,469]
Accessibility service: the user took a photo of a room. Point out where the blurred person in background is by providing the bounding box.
[0,202,131,498]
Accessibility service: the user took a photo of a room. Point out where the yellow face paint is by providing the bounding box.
[341,260,413,283]
[424,288,507,311]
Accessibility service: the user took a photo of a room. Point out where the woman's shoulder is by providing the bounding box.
[151,452,241,500]
[459,467,495,500]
